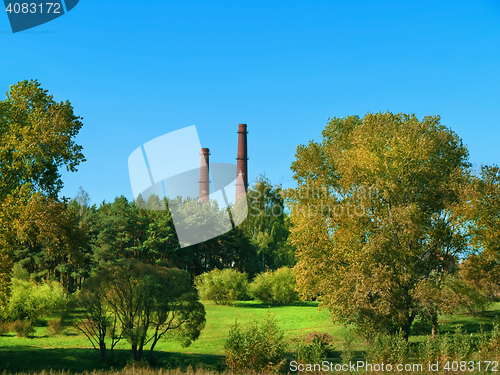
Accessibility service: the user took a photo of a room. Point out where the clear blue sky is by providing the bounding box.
[1,0,499,205]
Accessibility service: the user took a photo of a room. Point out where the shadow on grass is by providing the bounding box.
[0,347,224,373]
[232,301,319,308]
[437,309,500,335]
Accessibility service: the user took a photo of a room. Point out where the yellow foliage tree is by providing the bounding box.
[0,80,85,312]
[286,112,472,340]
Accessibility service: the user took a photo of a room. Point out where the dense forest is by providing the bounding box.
[6,177,294,295]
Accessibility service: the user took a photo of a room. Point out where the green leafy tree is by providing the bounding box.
[12,193,88,291]
[92,196,181,272]
[0,79,85,199]
[241,175,295,271]
[88,259,205,361]
[162,195,259,277]
[66,187,98,292]
[74,276,121,362]
[287,112,472,340]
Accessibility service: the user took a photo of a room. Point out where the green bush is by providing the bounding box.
[366,329,409,364]
[47,318,64,335]
[477,320,500,360]
[419,335,439,362]
[249,267,299,305]
[418,326,475,362]
[8,268,68,324]
[0,321,9,336]
[451,326,473,360]
[293,331,335,364]
[10,320,35,337]
[195,269,249,305]
[225,312,286,373]
[340,330,355,364]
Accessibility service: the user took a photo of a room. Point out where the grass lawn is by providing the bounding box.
[1,301,499,373]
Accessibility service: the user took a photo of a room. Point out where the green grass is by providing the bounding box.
[0,301,334,356]
[1,301,500,373]
[0,301,334,372]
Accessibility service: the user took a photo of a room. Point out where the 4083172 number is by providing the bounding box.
[5,2,61,14]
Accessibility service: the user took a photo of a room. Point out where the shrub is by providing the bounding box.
[195,269,249,305]
[418,325,475,362]
[451,325,473,360]
[365,329,408,364]
[293,331,335,364]
[10,320,35,337]
[340,330,355,364]
[0,321,10,336]
[477,320,500,360]
[125,358,151,370]
[249,267,299,305]
[419,335,439,362]
[225,312,286,372]
[8,276,68,324]
[47,318,64,335]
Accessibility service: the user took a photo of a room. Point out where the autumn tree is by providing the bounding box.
[0,80,85,308]
[12,193,88,290]
[461,165,500,299]
[286,112,472,340]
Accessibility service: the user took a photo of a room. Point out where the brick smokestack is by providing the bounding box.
[199,148,210,203]
[236,124,248,202]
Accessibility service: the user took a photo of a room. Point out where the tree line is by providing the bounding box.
[1,80,499,363]
[0,86,294,302]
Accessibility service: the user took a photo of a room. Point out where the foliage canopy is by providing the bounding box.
[287,112,472,340]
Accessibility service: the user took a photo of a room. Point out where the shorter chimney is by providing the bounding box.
[199,148,210,203]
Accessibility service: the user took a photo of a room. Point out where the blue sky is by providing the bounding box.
[1,0,499,205]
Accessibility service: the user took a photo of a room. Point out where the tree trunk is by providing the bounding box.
[402,310,416,342]
[431,310,438,339]
[137,344,143,361]
[149,336,161,359]
[131,344,138,361]
[99,341,106,362]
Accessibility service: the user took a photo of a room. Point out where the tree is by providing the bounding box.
[287,112,472,340]
[75,276,121,362]
[241,175,295,271]
[12,193,89,291]
[0,80,85,200]
[461,165,500,300]
[92,196,182,270]
[85,260,205,361]
[0,80,85,307]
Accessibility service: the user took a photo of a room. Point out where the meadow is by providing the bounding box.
[1,301,500,373]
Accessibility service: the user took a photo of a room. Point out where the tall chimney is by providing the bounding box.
[236,124,248,202]
[199,148,210,203]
